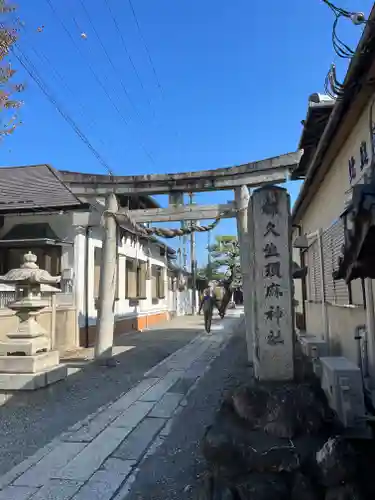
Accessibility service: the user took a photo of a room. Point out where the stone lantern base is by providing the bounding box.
[0,304,68,391]
[0,357,67,391]
[0,335,67,391]
[0,252,68,391]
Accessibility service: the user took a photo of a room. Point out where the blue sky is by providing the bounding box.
[2,0,374,266]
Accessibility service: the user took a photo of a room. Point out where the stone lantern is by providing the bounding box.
[0,251,67,390]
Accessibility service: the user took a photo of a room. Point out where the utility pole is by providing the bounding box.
[189,192,197,314]
[95,192,118,361]
[182,221,188,271]
[207,230,212,281]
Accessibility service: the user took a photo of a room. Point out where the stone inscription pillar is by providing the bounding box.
[251,186,294,381]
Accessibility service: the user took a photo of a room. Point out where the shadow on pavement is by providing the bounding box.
[0,319,209,477]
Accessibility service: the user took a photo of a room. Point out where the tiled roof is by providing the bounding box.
[0,165,83,212]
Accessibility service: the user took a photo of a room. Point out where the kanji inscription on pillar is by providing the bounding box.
[251,186,293,381]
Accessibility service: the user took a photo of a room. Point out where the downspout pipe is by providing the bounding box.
[317,228,329,347]
[364,279,375,390]
[292,224,307,330]
[304,229,329,346]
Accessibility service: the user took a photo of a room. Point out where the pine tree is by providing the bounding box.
[0,0,23,140]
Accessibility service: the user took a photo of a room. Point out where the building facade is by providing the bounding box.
[292,6,375,396]
[0,165,195,353]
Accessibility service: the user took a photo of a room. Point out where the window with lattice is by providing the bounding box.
[126,259,146,299]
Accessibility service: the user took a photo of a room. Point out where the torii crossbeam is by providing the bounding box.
[60,151,302,196]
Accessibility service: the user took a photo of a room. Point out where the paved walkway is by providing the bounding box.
[0,310,243,500]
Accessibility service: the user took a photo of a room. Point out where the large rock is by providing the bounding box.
[264,387,296,438]
[235,473,289,500]
[231,385,269,427]
[196,472,236,500]
[315,437,357,488]
[293,434,327,469]
[202,412,299,479]
[325,484,363,500]
[231,382,330,440]
[291,472,320,500]
[264,384,328,439]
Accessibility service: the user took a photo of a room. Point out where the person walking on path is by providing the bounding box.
[199,288,220,333]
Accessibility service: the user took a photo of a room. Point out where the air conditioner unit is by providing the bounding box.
[299,336,329,358]
[320,356,369,437]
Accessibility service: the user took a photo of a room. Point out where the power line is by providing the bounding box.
[17,29,112,154]
[322,0,368,59]
[127,0,163,94]
[45,0,129,126]
[45,0,155,165]
[75,0,149,124]
[101,0,154,112]
[13,44,115,176]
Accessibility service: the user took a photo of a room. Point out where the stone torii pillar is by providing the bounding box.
[95,192,119,361]
[235,185,254,364]
[250,186,294,381]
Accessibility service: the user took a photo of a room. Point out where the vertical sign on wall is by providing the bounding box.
[251,186,294,381]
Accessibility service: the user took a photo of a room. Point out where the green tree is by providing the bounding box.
[209,235,241,286]
[1,0,23,140]
[207,235,242,314]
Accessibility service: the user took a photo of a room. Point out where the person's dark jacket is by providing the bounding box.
[199,294,219,314]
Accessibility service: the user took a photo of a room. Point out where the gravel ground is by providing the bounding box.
[0,316,205,476]
[125,328,250,500]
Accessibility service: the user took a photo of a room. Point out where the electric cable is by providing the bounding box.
[321,1,373,99]
[45,0,155,166]
[16,27,112,156]
[101,0,154,111]
[74,0,150,125]
[127,0,163,94]
[12,44,115,175]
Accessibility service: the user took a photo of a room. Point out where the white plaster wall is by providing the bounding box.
[299,98,373,235]
[0,211,188,327]
[83,227,172,325]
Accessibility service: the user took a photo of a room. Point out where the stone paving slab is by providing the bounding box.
[54,426,134,482]
[63,411,124,443]
[149,393,183,419]
[138,371,183,402]
[112,417,167,461]
[0,312,242,500]
[14,443,87,488]
[0,486,38,500]
[101,459,136,475]
[31,480,83,500]
[108,379,159,413]
[110,401,156,429]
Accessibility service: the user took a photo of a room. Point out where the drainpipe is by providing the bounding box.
[85,226,91,348]
[292,224,307,330]
[364,279,375,388]
[317,228,329,347]
[304,229,329,346]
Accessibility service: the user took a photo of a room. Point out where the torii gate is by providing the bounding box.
[61,150,302,381]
